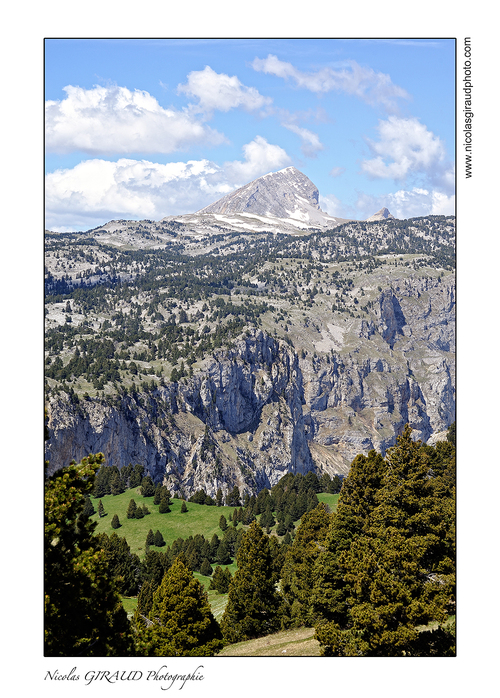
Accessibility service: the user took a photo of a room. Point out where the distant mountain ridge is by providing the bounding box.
[195,166,349,229]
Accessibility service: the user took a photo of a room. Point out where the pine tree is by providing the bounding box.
[311,449,385,627]
[200,558,213,577]
[82,496,95,518]
[220,520,282,643]
[111,513,121,529]
[145,556,224,656]
[159,497,171,514]
[44,453,134,656]
[154,530,165,547]
[315,426,456,657]
[97,499,105,518]
[281,503,332,626]
[146,529,155,547]
[141,475,155,497]
[127,498,137,519]
[180,501,188,513]
[110,471,124,496]
[209,566,232,593]
[219,514,227,531]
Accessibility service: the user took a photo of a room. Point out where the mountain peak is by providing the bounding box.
[367,207,395,222]
[196,167,344,228]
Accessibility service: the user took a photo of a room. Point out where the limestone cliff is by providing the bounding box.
[46,273,454,496]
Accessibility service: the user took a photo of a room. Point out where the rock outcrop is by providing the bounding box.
[367,207,395,222]
[46,274,455,496]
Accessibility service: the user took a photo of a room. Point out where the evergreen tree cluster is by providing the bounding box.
[45,424,455,657]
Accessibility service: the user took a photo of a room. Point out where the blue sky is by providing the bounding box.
[45,38,455,231]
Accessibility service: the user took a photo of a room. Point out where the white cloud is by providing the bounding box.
[45,158,226,229]
[224,136,291,185]
[45,138,293,230]
[361,116,447,182]
[355,187,455,220]
[45,85,225,155]
[252,55,409,110]
[282,122,324,158]
[329,166,345,178]
[177,66,272,114]
[319,193,345,218]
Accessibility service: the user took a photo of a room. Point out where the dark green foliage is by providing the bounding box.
[180,500,188,513]
[95,531,141,596]
[111,513,121,529]
[219,514,227,531]
[208,565,232,593]
[44,453,134,656]
[154,530,165,547]
[146,529,155,547]
[281,503,333,627]
[215,540,232,566]
[82,496,95,518]
[311,449,386,627]
[97,499,105,518]
[143,557,224,656]
[220,520,282,643]
[200,558,213,577]
[314,426,456,657]
[159,498,171,514]
[126,498,137,519]
[141,476,155,497]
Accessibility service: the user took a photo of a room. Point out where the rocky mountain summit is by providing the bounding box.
[367,207,395,222]
[159,166,350,234]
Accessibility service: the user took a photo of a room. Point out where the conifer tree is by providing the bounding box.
[209,566,232,593]
[44,453,134,656]
[311,449,385,626]
[127,498,137,519]
[219,514,227,531]
[111,513,121,529]
[82,496,95,518]
[145,556,223,656]
[200,558,213,577]
[281,503,332,626]
[154,530,165,547]
[315,426,456,657]
[146,529,155,547]
[97,499,105,518]
[180,500,188,513]
[159,497,171,514]
[220,520,282,643]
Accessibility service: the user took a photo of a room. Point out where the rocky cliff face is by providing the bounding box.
[45,274,455,496]
[45,330,313,499]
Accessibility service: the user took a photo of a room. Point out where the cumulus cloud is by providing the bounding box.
[252,54,409,110]
[177,66,272,114]
[361,116,447,182]
[224,136,291,184]
[45,137,293,230]
[355,187,455,220]
[45,85,225,155]
[45,158,228,229]
[282,122,324,158]
[319,193,346,218]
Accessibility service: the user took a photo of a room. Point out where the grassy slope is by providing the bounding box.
[217,627,320,657]
[91,490,244,557]
[92,490,339,559]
